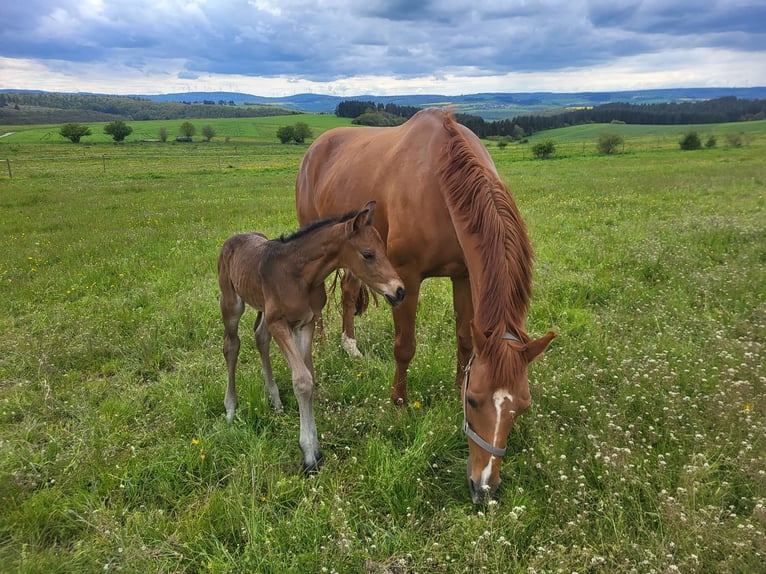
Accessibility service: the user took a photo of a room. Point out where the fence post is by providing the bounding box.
[5,159,11,179]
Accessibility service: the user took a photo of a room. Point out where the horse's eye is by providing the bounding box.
[467,396,479,409]
[362,250,375,261]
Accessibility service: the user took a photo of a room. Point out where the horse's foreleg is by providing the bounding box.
[451,274,474,389]
[254,312,283,413]
[340,272,363,358]
[390,277,421,407]
[270,320,322,472]
[221,291,245,423]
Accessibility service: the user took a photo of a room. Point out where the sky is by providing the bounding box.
[1,0,765,97]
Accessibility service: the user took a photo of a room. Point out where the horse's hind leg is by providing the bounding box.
[221,288,245,423]
[254,312,283,412]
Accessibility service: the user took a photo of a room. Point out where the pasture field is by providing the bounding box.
[1,117,764,573]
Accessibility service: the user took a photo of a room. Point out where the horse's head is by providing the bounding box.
[342,201,405,307]
[462,323,555,503]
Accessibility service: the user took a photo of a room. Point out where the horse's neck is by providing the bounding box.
[450,206,532,335]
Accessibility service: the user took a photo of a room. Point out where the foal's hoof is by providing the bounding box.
[302,453,324,476]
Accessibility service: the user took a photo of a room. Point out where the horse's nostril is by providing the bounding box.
[396,286,405,300]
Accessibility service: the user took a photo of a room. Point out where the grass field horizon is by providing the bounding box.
[1,115,764,572]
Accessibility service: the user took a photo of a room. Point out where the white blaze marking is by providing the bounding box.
[479,390,515,486]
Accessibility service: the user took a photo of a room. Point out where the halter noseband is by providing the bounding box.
[462,331,521,458]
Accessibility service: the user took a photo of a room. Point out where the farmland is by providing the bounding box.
[1,115,764,573]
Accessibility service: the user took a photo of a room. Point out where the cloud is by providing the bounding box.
[1,0,765,96]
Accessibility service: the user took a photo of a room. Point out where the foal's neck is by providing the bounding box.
[286,225,346,287]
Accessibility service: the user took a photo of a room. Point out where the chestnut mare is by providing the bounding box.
[296,109,555,502]
[218,201,405,472]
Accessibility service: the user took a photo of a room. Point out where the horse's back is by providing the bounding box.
[296,108,475,276]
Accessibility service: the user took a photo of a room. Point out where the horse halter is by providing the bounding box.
[462,331,521,458]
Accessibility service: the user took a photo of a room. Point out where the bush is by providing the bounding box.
[597,131,624,155]
[103,121,132,142]
[679,131,702,150]
[59,123,91,143]
[179,121,196,138]
[725,132,743,147]
[705,135,717,148]
[201,125,216,142]
[276,125,295,144]
[277,122,313,144]
[531,139,556,159]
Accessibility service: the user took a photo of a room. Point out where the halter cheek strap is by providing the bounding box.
[462,332,521,458]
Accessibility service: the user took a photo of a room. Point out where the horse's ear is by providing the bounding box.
[470,321,488,354]
[524,332,556,363]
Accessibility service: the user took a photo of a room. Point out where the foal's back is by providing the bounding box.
[218,232,269,310]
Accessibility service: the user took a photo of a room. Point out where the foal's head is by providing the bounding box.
[340,201,405,307]
[462,323,555,503]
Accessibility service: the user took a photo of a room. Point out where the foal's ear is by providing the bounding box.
[524,332,556,363]
[350,200,376,233]
[360,200,376,225]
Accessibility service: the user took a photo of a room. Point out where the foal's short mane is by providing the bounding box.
[277,209,359,243]
[439,111,534,347]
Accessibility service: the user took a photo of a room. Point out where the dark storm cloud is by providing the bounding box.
[1,0,764,84]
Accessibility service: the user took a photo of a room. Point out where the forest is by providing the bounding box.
[337,96,766,138]
[0,92,297,124]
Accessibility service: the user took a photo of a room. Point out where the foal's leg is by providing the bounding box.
[254,312,283,412]
[221,290,245,423]
[269,319,322,472]
[340,272,363,358]
[451,274,474,389]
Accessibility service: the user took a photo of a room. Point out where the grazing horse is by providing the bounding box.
[296,109,555,502]
[218,201,405,472]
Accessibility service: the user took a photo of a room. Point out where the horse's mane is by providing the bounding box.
[438,111,534,351]
[277,209,359,243]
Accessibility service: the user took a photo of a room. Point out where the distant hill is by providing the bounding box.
[0,91,299,125]
[139,87,766,120]
[2,87,766,124]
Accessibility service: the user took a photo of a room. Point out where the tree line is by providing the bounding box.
[0,92,298,124]
[335,96,766,139]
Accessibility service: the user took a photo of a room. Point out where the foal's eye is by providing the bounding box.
[362,250,375,261]
[467,396,479,409]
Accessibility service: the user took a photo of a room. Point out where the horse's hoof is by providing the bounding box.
[341,334,363,358]
[302,453,324,475]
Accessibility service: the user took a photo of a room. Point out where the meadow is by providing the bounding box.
[1,116,764,573]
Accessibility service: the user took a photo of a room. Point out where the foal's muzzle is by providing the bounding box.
[384,286,405,307]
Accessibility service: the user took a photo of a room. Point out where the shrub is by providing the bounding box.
[597,131,624,155]
[705,135,717,148]
[531,139,556,159]
[201,125,216,142]
[276,123,313,144]
[179,121,196,138]
[103,121,132,142]
[159,128,168,143]
[276,125,295,144]
[59,123,91,143]
[679,131,702,150]
[725,132,743,147]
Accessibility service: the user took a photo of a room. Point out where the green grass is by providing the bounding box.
[1,117,764,573]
